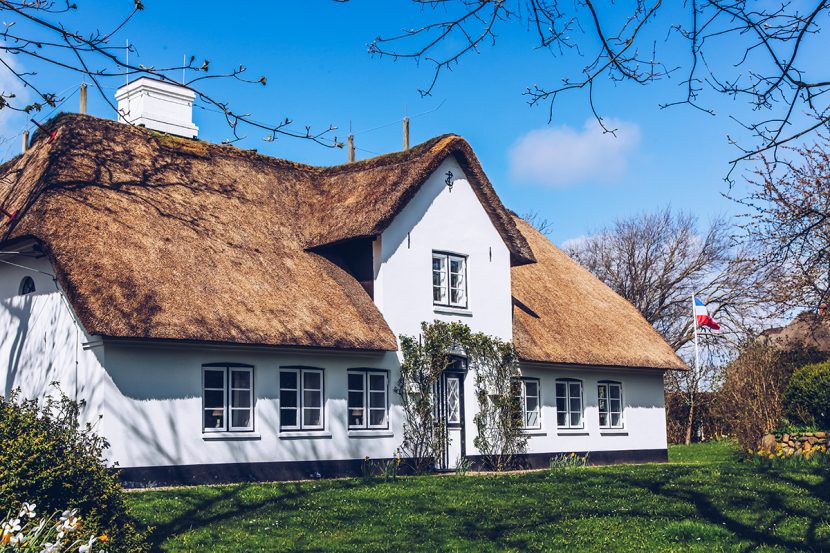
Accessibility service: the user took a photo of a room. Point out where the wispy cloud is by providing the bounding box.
[509,118,641,187]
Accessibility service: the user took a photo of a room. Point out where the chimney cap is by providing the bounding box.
[115,77,199,138]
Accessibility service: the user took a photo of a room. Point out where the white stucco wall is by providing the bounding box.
[518,364,668,454]
[0,253,107,427]
[101,344,403,468]
[374,157,513,342]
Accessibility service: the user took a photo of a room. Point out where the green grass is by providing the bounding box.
[128,441,830,552]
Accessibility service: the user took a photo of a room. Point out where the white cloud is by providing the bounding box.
[509,118,641,187]
[559,234,590,253]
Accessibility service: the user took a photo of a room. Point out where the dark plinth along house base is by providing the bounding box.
[117,449,668,487]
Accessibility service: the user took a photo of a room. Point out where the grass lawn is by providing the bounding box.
[128,441,830,552]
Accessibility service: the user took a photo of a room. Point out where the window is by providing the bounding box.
[202,364,254,433]
[348,370,388,429]
[432,252,467,307]
[18,276,35,295]
[280,368,324,431]
[516,378,541,430]
[445,375,461,425]
[598,381,624,429]
[555,379,583,429]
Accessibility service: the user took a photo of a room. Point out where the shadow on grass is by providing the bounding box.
[611,464,830,551]
[142,478,368,550]
[133,463,830,552]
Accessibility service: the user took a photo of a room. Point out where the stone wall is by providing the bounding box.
[762,431,828,454]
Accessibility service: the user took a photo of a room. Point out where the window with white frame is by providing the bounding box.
[202,364,254,433]
[555,379,583,429]
[432,252,467,307]
[347,370,389,429]
[516,378,541,430]
[280,367,324,431]
[598,381,624,429]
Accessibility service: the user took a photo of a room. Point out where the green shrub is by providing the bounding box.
[784,360,830,428]
[0,389,148,552]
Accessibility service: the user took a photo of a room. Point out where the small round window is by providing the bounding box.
[19,276,36,295]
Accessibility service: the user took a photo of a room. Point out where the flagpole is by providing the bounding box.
[692,294,700,373]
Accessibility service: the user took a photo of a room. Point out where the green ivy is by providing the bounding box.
[397,321,527,473]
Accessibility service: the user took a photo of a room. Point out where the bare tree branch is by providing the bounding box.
[0,1,342,147]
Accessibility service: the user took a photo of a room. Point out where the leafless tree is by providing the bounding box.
[521,210,553,236]
[732,135,830,316]
[360,0,830,174]
[0,1,341,147]
[565,207,774,443]
[566,208,772,349]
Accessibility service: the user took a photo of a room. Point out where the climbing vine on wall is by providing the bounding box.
[396,321,527,473]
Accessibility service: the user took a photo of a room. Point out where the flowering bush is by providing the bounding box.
[1,503,107,552]
[0,390,148,552]
[747,442,830,467]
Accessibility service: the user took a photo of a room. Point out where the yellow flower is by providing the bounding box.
[768,454,774,459]
[98,535,109,543]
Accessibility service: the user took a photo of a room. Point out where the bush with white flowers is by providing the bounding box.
[0,390,148,552]
[1,503,108,552]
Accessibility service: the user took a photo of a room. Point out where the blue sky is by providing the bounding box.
[0,1,784,244]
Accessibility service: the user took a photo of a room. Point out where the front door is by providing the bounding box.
[434,360,466,470]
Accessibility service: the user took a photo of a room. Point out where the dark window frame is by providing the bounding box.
[18,276,35,295]
[555,378,584,429]
[432,250,469,309]
[347,368,390,430]
[201,363,255,433]
[598,380,624,429]
[516,377,542,430]
[279,366,325,431]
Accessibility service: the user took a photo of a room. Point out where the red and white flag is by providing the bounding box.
[694,296,720,330]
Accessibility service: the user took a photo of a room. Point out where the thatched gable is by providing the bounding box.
[511,216,686,370]
[304,135,536,266]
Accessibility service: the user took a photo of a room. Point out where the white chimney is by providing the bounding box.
[115,77,199,138]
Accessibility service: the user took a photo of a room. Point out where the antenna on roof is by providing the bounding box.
[182,54,186,84]
[403,116,410,151]
[79,83,88,115]
[125,39,129,85]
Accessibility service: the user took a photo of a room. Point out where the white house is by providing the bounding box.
[0,80,685,485]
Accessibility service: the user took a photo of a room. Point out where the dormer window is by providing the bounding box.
[18,276,36,295]
[432,251,467,308]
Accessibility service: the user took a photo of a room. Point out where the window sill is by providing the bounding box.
[433,306,473,317]
[348,430,395,438]
[556,429,589,436]
[522,429,547,436]
[202,432,261,441]
[279,431,332,440]
[600,429,628,436]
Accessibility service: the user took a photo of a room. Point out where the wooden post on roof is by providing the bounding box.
[79,83,88,114]
[347,134,355,162]
[403,116,410,150]
[21,130,29,154]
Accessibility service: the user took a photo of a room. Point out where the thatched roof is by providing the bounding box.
[0,113,681,369]
[761,312,830,353]
[511,217,687,370]
[0,114,397,351]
